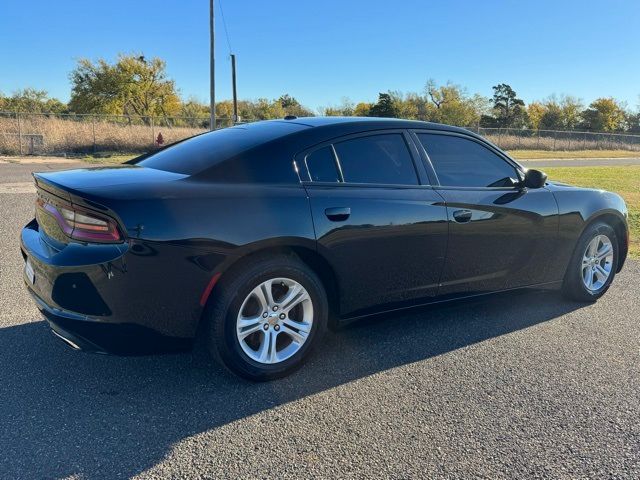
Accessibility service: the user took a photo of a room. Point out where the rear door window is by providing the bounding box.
[333,134,418,185]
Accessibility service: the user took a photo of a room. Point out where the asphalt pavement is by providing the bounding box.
[0,162,638,479]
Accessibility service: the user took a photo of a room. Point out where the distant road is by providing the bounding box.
[519,157,640,167]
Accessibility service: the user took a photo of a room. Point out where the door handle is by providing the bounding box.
[452,209,472,223]
[325,207,351,221]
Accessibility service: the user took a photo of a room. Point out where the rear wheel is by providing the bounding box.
[562,222,618,302]
[204,255,328,381]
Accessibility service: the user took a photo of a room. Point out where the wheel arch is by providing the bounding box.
[198,243,341,332]
[582,210,629,272]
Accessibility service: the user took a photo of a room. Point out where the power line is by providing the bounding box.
[218,0,233,54]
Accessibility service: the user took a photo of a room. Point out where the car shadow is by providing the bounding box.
[0,288,584,478]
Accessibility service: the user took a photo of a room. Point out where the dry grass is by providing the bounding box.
[508,149,640,159]
[3,115,640,157]
[0,115,205,155]
[483,133,640,152]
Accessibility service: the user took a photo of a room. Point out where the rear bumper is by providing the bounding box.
[27,287,191,354]
[21,218,225,355]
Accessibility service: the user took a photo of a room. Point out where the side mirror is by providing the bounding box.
[523,169,547,189]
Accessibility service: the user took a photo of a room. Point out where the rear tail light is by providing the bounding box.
[36,197,122,243]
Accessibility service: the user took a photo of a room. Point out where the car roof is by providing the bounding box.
[278,116,473,135]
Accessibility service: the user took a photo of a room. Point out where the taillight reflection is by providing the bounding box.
[36,197,122,243]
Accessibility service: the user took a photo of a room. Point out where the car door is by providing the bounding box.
[299,130,449,317]
[412,130,559,297]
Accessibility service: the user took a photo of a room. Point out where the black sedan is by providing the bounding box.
[21,117,629,380]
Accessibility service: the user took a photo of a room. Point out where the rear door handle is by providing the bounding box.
[452,209,472,223]
[325,207,351,221]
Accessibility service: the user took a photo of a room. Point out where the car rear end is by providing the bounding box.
[21,172,200,354]
[20,121,313,356]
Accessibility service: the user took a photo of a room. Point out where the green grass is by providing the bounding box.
[508,149,640,160]
[544,165,640,259]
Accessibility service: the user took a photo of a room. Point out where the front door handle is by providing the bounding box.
[452,209,472,223]
[325,207,351,221]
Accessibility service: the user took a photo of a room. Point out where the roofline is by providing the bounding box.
[269,116,521,169]
[276,116,475,135]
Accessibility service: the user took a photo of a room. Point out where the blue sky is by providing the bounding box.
[1,0,639,111]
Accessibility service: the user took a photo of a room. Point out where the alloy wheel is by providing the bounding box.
[236,277,313,364]
[581,234,614,292]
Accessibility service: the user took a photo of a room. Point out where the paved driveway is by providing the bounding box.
[0,163,638,478]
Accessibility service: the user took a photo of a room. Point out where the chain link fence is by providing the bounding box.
[0,112,253,156]
[2,112,640,156]
[467,127,640,152]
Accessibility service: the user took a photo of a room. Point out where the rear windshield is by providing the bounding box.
[137,121,307,175]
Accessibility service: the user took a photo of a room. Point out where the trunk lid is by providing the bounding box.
[34,165,187,200]
[33,165,188,245]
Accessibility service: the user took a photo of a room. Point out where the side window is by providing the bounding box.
[417,133,518,188]
[333,134,419,185]
[305,146,340,182]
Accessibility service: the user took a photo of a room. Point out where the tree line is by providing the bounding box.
[1,53,639,134]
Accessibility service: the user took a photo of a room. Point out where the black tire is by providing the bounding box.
[204,254,328,381]
[562,221,618,302]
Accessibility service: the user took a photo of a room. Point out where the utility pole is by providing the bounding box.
[231,54,238,124]
[209,0,215,131]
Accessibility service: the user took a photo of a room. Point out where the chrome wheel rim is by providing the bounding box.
[581,234,614,292]
[236,277,313,364]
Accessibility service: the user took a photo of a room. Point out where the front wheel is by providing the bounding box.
[204,255,328,381]
[562,222,618,302]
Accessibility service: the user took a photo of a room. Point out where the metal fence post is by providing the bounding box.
[151,116,155,148]
[16,112,23,156]
[553,131,557,151]
[92,115,97,153]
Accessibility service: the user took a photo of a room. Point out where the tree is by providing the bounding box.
[353,102,372,117]
[626,100,640,134]
[386,91,418,119]
[369,93,400,117]
[252,98,285,119]
[423,80,487,126]
[580,97,626,132]
[69,54,181,118]
[277,94,314,117]
[0,88,67,113]
[321,107,343,116]
[527,102,545,130]
[527,95,584,131]
[627,112,640,134]
[320,97,355,116]
[539,100,563,130]
[489,83,527,128]
[558,95,583,130]
[180,97,210,118]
